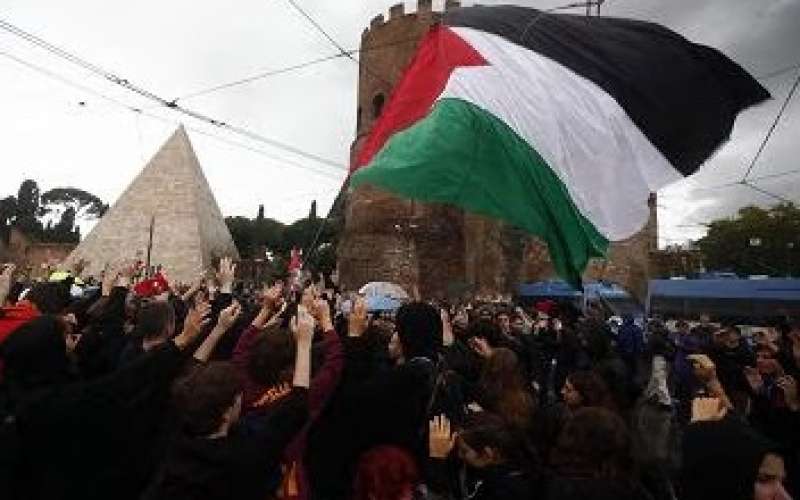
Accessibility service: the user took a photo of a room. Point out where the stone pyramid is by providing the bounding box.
[65,125,239,283]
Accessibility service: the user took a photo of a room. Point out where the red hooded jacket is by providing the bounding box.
[0,300,40,345]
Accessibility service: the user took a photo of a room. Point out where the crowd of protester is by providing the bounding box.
[0,258,797,500]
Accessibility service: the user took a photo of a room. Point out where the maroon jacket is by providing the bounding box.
[232,325,343,499]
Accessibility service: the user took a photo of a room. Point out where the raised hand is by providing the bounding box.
[193,300,240,362]
[690,397,727,422]
[114,260,137,287]
[263,282,284,310]
[0,263,16,305]
[688,354,717,383]
[300,284,317,310]
[217,300,242,331]
[180,274,205,303]
[429,414,456,459]
[441,308,454,347]
[348,296,368,338]
[174,300,211,350]
[101,264,121,297]
[291,305,315,389]
[291,305,315,347]
[216,257,236,294]
[469,336,493,358]
[310,297,334,332]
[777,375,799,411]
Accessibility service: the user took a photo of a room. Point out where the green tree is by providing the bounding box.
[14,179,45,236]
[224,204,341,278]
[0,196,16,241]
[225,216,257,257]
[697,203,800,277]
[50,206,80,243]
[41,187,108,218]
[2,181,105,243]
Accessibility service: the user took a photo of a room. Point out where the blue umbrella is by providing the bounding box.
[366,295,402,312]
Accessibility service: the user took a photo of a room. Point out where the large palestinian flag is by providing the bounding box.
[349,5,769,286]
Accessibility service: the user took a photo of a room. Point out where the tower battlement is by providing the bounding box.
[362,0,461,38]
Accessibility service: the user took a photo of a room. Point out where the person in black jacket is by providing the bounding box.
[707,325,756,412]
[117,299,176,367]
[426,412,540,500]
[680,401,792,500]
[0,302,211,500]
[75,285,129,378]
[143,360,309,500]
[306,301,442,499]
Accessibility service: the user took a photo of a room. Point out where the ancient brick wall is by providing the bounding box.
[515,194,658,300]
[338,1,657,301]
[2,227,75,278]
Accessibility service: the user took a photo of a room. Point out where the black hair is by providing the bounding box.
[25,282,71,314]
[134,301,176,340]
[0,315,69,412]
[550,407,634,482]
[458,411,538,473]
[395,302,441,360]
[466,318,503,346]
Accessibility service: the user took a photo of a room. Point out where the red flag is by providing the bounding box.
[288,247,303,273]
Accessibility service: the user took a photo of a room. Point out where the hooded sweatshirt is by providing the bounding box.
[0,300,40,346]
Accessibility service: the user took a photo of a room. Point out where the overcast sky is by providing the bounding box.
[1,0,798,247]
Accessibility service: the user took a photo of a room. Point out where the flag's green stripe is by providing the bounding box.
[350,97,609,286]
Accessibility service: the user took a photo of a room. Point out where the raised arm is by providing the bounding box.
[247,306,315,458]
[0,263,16,306]
[192,300,242,363]
[231,283,284,373]
[306,296,347,417]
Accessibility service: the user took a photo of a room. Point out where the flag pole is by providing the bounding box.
[145,214,155,278]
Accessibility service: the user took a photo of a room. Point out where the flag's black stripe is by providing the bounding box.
[444,5,770,177]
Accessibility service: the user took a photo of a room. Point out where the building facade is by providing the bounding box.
[0,227,76,279]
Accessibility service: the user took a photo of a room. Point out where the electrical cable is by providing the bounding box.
[0,48,345,182]
[742,181,793,204]
[742,70,800,180]
[0,18,348,172]
[283,0,395,90]
[176,35,420,102]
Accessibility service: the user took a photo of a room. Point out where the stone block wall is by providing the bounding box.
[64,127,239,283]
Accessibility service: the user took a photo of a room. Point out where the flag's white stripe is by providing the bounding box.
[441,27,681,241]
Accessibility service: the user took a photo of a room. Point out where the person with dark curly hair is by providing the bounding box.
[546,407,651,500]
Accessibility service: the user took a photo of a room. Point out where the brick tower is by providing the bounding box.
[338,1,657,300]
